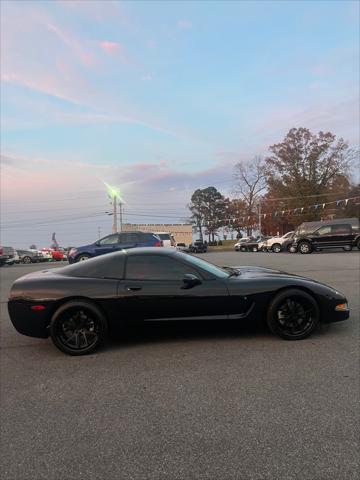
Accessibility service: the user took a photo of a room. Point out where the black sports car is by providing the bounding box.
[8,248,349,355]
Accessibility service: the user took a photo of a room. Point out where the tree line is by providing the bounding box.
[188,127,359,241]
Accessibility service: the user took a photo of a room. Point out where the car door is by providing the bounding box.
[329,224,352,248]
[312,225,332,249]
[118,254,230,321]
[94,234,121,256]
[118,232,141,250]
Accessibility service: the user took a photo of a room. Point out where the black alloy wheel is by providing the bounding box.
[267,289,319,340]
[298,241,312,254]
[50,301,108,355]
[271,243,281,253]
[22,256,32,264]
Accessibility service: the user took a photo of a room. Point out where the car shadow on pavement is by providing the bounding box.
[105,319,271,350]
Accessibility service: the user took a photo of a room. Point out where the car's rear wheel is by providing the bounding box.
[298,241,312,254]
[343,245,352,251]
[240,246,247,252]
[286,244,293,252]
[22,256,32,264]
[267,289,319,340]
[76,254,91,262]
[50,301,108,355]
[261,246,267,252]
[271,243,281,253]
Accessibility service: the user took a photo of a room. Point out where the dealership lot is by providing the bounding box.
[0,252,359,480]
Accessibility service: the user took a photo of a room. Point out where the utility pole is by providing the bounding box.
[112,196,118,233]
[118,201,123,232]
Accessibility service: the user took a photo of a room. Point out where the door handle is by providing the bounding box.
[126,286,142,291]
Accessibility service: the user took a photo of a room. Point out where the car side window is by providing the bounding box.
[331,224,351,234]
[316,226,331,236]
[119,233,139,243]
[125,255,199,280]
[99,234,120,245]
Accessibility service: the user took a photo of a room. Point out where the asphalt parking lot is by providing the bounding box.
[1,251,359,480]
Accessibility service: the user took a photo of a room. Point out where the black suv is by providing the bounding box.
[292,218,360,254]
[68,231,162,263]
[189,240,208,253]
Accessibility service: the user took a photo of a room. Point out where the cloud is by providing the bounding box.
[99,40,121,54]
[177,20,192,30]
[46,22,94,67]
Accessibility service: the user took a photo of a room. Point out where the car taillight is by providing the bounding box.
[154,241,162,247]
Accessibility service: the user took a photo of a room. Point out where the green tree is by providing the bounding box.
[188,187,228,242]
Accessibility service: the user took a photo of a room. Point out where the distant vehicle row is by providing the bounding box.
[235,218,360,254]
[0,247,67,266]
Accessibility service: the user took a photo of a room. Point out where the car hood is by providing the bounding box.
[230,265,285,275]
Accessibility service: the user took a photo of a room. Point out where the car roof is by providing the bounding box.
[121,247,177,256]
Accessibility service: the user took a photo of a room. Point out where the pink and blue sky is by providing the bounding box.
[1,0,359,247]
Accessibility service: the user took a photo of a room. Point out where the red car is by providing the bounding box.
[41,248,64,261]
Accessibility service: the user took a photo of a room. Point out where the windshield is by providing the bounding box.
[176,251,229,278]
[158,233,170,240]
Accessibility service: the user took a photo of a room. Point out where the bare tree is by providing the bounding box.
[233,156,267,234]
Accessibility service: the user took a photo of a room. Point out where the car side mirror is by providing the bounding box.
[181,274,202,289]
[95,241,100,246]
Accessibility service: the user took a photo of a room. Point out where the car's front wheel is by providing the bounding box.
[271,243,281,253]
[76,254,91,262]
[22,256,32,264]
[267,289,319,340]
[298,241,312,254]
[50,301,108,355]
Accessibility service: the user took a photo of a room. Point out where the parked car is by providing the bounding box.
[8,248,349,355]
[68,231,162,263]
[176,243,190,252]
[155,232,176,248]
[0,246,16,266]
[17,249,44,264]
[236,237,270,252]
[234,238,252,251]
[189,240,208,253]
[41,248,64,261]
[261,231,295,253]
[291,218,360,254]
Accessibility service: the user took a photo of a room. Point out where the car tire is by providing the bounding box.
[357,238,360,250]
[22,256,32,264]
[252,246,258,252]
[240,246,247,252]
[75,254,91,262]
[298,241,312,254]
[261,246,267,252]
[267,289,320,340]
[271,243,281,253]
[286,244,293,252]
[343,246,352,251]
[50,300,108,356]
